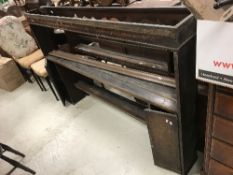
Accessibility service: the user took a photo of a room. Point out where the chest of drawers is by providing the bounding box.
[204,85,233,175]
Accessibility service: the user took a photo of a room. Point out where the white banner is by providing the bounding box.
[196,20,233,89]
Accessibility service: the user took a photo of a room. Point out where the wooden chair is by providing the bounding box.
[0,16,43,83]
[0,16,59,99]
[0,143,35,174]
[31,58,59,100]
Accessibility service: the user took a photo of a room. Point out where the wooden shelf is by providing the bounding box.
[75,44,172,74]
[74,81,146,121]
[48,54,177,113]
[49,50,176,88]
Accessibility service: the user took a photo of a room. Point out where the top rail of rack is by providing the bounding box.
[25,6,196,50]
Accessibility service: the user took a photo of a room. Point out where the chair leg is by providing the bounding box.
[30,71,44,91]
[37,76,47,91]
[26,71,33,83]
[1,155,36,174]
[0,143,25,157]
[45,77,59,101]
[18,66,33,83]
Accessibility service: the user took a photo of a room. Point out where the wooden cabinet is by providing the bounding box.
[204,86,233,175]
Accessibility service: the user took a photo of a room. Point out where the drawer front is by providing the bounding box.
[210,139,233,169]
[208,159,233,175]
[215,92,233,121]
[213,116,233,145]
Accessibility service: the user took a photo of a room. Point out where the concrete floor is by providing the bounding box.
[0,82,202,175]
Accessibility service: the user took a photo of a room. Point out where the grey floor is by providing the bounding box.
[0,82,202,175]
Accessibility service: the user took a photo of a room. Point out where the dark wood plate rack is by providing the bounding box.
[26,6,197,174]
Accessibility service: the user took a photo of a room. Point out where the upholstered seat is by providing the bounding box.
[0,16,58,100]
[31,58,48,78]
[16,49,44,69]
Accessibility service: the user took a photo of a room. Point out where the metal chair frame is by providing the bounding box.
[0,143,36,174]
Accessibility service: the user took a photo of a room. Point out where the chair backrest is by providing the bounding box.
[0,16,38,59]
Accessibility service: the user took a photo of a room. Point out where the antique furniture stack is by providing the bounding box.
[183,0,233,21]
[26,6,197,174]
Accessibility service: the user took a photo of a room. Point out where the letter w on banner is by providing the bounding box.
[196,20,233,89]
